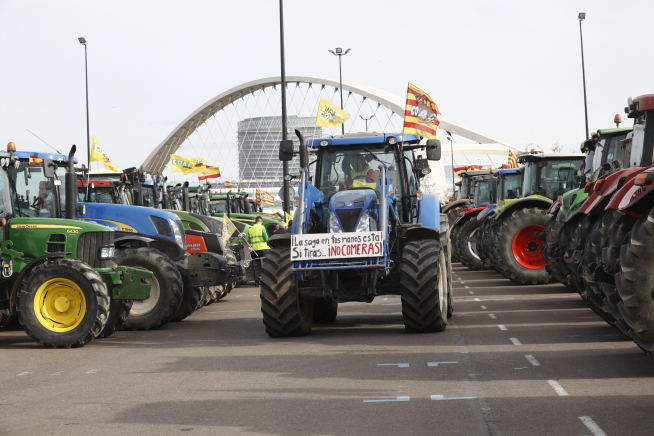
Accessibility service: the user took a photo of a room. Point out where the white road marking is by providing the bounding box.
[460,282,466,284]
[390,312,402,314]
[377,363,409,368]
[364,396,410,403]
[489,314,497,319]
[464,285,469,288]
[427,362,457,367]
[381,303,401,306]
[547,380,568,396]
[86,369,101,375]
[383,298,387,300]
[461,351,469,353]
[498,325,507,331]
[474,298,481,301]
[477,298,514,301]
[548,295,578,298]
[50,371,65,376]
[114,335,126,338]
[525,355,541,366]
[480,305,487,309]
[510,337,522,345]
[431,394,476,400]
[579,416,606,436]
[17,372,33,376]
[207,310,254,313]
[514,367,529,370]
[384,325,404,328]
[469,291,474,294]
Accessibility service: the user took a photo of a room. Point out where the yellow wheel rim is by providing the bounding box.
[33,278,87,332]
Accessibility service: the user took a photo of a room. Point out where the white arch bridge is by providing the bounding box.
[141,75,519,192]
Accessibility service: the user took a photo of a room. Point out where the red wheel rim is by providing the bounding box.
[511,224,545,270]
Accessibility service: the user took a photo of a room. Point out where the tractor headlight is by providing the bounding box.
[97,244,116,260]
[355,209,370,232]
[169,218,185,249]
[329,211,343,233]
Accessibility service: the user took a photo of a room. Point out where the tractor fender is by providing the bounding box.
[403,226,441,244]
[418,193,441,230]
[8,252,70,316]
[114,233,186,262]
[477,204,497,221]
[613,166,654,217]
[577,168,638,215]
[441,199,470,214]
[268,232,291,248]
[495,197,552,222]
[114,235,156,249]
[454,209,484,229]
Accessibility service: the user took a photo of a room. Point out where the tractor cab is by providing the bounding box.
[456,169,491,201]
[519,151,584,201]
[497,168,523,201]
[471,173,497,208]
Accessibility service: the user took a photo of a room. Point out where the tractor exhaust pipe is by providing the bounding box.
[65,145,77,219]
[182,181,190,212]
[162,176,169,209]
[295,129,308,234]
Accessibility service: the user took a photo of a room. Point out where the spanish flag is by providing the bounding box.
[198,165,221,181]
[225,181,232,188]
[403,83,440,139]
[453,165,483,179]
[508,150,519,168]
[29,156,43,166]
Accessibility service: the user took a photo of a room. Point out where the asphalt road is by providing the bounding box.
[1,264,653,436]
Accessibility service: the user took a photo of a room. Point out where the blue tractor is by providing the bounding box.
[261,131,452,336]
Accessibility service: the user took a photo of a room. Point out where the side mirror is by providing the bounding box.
[295,129,309,168]
[414,156,431,177]
[43,159,55,178]
[279,140,294,162]
[426,139,441,161]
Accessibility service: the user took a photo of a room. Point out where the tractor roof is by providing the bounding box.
[596,127,632,136]
[460,169,491,178]
[627,94,654,118]
[519,153,584,163]
[307,133,421,148]
[498,168,521,175]
[13,150,77,163]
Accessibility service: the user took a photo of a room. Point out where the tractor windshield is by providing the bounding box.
[500,173,521,200]
[318,146,399,202]
[10,163,59,218]
[474,180,493,207]
[457,179,468,200]
[210,199,228,214]
[630,113,648,167]
[592,132,629,179]
[142,185,157,207]
[523,160,582,199]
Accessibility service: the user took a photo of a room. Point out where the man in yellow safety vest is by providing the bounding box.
[345,155,376,190]
[248,216,269,286]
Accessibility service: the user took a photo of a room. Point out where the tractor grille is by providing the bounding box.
[76,231,114,268]
[47,233,66,253]
[335,208,363,232]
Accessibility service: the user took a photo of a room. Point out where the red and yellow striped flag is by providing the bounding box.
[256,188,275,207]
[403,83,440,139]
[453,165,483,179]
[508,150,519,168]
[29,156,43,166]
[198,165,221,181]
[225,181,232,188]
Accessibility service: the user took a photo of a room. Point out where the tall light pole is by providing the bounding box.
[578,13,589,139]
[328,47,351,135]
[279,0,290,213]
[359,114,374,131]
[447,134,455,197]
[78,37,91,170]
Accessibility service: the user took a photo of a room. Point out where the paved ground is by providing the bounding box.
[1,264,653,436]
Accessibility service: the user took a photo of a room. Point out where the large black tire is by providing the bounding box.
[260,246,314,337]
[218,283,233,300]
[494,208,552,285]
[117,248,183,331]
[481,216,505,274]
[543,213,568,284]
[476,216,492,269]
[445,204,467,262]
[98,298,132,339]
[601,213,636,336]
[615,205,654,355]
[450,222,463,263]
[171,274,203,322]
[401,240,447,333]
[17,258,110,348]
[455,216,486,271]
[313,298,338,323]
[564,214,589,293]
[582,211,620,326]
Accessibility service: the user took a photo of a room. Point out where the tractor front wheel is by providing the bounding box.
[456,217,486,271]
[17,258,110,348]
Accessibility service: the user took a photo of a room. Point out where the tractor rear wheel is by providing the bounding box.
[601,213,635,337]
[260,246,313,337]
[495,208,551,285]
[615,205,654,355]
[117,248,183,331]
[456,216,486,271]
[171,275,203,322]
[401,240,447,333]
[543,214,568,284]
[450,222,463,263]
[17,258,109,348]
[313,298,337,323]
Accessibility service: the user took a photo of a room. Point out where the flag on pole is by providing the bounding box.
[402,83,440,139]
[222,213,237,243]
[256,188,275,207]
[453,165,483,179]
[225,181,233,188]
[29,156,43,166]
[198,165,221,181]
[90,136,121,172]
[315,97,350,129]
[170,155,206,175]
[285,212,293,227]
[508,150,519,168]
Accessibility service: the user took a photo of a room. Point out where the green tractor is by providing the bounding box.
[0,144,152,347]
[481,151,584,284]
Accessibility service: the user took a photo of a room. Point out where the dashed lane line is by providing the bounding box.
[464,285,470,288]
[431,395,476,400]
[480,306,487,309]
[17,372,33,376]
[364,396,410,403]
[498,325,507,331]
[525,355,541,366]
[488,314,497,319]
[377,363,409,368]
[509,337,522,345]
[86,369,101,375]
[427,362,457,367]
[579,417,607,436]
[50,371,65,376]
[547,380,569,396]
[469,291,474,294]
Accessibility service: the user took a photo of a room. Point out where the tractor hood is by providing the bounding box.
[328,189,377,233]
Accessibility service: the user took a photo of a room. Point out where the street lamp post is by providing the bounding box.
[78,37,91,170]
[279,0,290,213]
[359,114,374,131]
[328,47,351,135]
[578,13,589,140]
[447,135,454,197]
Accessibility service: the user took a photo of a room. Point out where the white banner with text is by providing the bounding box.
[291,231,383,261]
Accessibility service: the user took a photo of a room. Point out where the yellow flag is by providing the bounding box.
[285,212,293,226]
[315,97,350,129]
[170,155,206,175]
[90,136,120,172]
[222,213,237,243]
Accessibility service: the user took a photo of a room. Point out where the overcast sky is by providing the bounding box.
[1,0,651,170]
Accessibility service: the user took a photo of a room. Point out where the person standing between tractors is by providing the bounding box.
[248,216,269,286]
[345,154,376,190]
